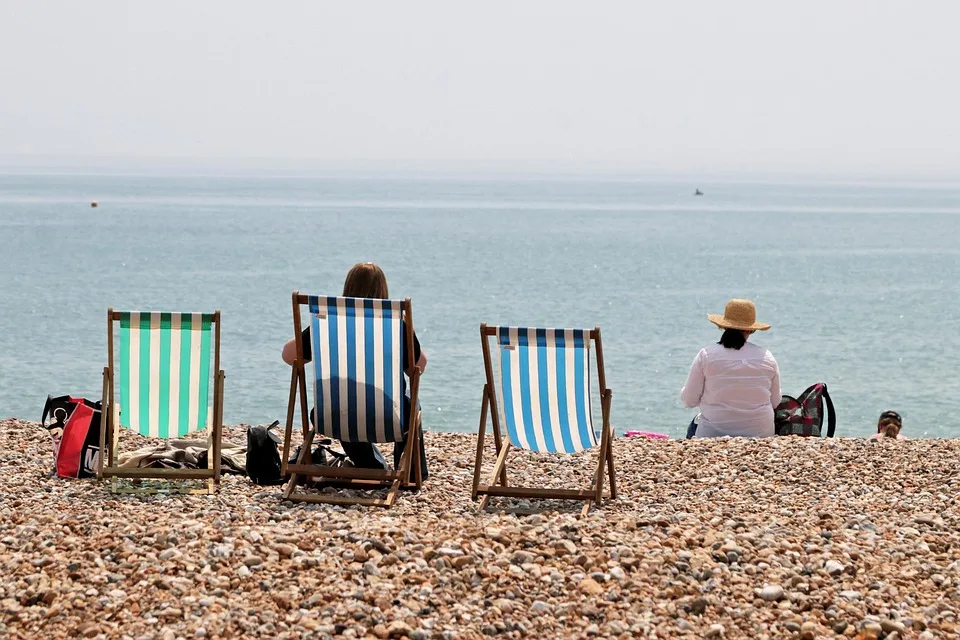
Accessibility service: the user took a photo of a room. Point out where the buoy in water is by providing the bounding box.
[91,201,98,208]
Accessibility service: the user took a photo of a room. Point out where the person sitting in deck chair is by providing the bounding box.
[281,262,429,479]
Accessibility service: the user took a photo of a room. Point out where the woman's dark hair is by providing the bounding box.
[718,329,747,350]
[342,262,389,299]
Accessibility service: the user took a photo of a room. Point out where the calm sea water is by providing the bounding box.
[2,172,959,438]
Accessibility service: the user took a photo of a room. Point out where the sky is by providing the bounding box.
[1,1,958,177]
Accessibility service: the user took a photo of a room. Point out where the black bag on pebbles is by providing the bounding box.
[245,421,284,485]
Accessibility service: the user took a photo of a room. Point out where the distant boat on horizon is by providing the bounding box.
[694,189,703,196]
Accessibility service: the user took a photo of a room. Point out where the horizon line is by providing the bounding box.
[1,154,959,184]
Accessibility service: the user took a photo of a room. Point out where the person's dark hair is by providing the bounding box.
[878,410,902,438]
[718,329,747,350]
[342,262,389,299]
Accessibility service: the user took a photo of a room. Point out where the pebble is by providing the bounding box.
[824,559,845,575]
[758,584,784,601]
[2,420,958,639]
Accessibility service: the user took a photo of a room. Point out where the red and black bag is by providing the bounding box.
[41,395,104,478]
[775,383,836,438]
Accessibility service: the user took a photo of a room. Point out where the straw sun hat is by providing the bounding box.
[707,299,771,332]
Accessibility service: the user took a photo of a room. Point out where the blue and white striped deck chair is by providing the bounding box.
[472,324,616,514]
[282,292,423,507]
[99,309,225,494]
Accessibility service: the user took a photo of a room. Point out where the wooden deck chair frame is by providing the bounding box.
[281,292,423,508]
[471,324,616,517]
[98,309,225,494]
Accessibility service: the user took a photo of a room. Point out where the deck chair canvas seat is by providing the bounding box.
[281,293,423,508]
[99,310,225,494]
[471,324,616,515]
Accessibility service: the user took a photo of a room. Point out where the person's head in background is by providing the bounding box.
[877,410,903,439]
[343,262,388,299]
[711,299,770,350]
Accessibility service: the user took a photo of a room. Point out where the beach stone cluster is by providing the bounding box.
[1,418,959,639]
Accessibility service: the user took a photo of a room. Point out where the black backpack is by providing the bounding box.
[246,422,285,485]
[246,423,349,485]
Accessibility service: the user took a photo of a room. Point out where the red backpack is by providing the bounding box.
[775,383,836,437]
[41,395,104,478]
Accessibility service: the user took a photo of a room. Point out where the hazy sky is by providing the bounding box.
[1,1,958,176]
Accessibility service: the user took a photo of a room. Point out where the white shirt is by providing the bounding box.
[680,342,781,438]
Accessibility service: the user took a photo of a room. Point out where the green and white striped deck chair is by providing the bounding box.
[99,309,225,494]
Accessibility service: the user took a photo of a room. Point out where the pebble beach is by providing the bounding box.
[1,419,959,640]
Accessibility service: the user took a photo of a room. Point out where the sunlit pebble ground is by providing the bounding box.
[1,418,959,639]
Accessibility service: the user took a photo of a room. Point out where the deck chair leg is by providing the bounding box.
[98,368,109,480]
[594,444,607,503]
[479,441,512,512]
[281,364,300,476]
[384,474,402,507]
[284,428,315,499]
[396,414,416,489]
[606,432,617,500]
[471,386,490,501]
[580,500,594,519]
[412,412,423,490]
[579,463,599,518]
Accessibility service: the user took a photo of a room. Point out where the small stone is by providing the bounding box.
[578,578,604,595]
[530,600,551,614]
[493,598,514,614]
[833,621,848,634]
[838,590,862,601]
[824,560,845,576]
[881,620,906,635]
[758,584,784,602]
[243,556,264,567]
[706,623,725,638]
[387,620,413,638]
[585,624,600,636]
[689,597,708,616]
[554,540,577,556]
[511,550,535,565]
[159,549,181,561]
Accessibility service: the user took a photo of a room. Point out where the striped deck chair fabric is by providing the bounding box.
[308,296,407,443]
[116,312,214,437]
[496,326,598,453]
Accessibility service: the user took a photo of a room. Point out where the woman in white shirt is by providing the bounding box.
[681,299,781,438]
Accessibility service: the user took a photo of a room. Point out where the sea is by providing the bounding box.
[2,170,959,439]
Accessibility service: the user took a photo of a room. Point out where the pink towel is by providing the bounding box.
[625,430,670,440]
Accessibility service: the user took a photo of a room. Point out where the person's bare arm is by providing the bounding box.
[281,338,298,366]
[406,350,427,376]
[417,350,427,373]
